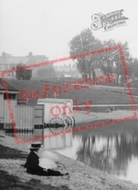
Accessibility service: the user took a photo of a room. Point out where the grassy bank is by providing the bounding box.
[7,79,138,106]
[0,170,70,190]
[0,144,69,190]
[0,144,27,159]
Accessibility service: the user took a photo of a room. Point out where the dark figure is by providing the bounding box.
[24,142,68,176]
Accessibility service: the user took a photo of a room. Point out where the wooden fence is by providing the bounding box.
[5,105,34,140]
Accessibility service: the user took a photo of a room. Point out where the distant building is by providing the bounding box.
[0,52,48,79]
[54,62,81,78]
[0,78,19,127]
[25,52,48,78]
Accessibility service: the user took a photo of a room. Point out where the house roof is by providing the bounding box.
[0,56,29,65]
[0,54,48,66]
[0,78,19,92]
[26,55,48,65]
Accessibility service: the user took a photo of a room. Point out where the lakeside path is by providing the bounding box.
[0,110,138,190]
[73,109,137,124]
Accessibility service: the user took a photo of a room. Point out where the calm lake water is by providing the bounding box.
[57,120,138,185]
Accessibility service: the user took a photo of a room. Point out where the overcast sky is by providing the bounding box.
[0,0,138,62]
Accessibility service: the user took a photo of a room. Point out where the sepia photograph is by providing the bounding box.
[0,0,138,189]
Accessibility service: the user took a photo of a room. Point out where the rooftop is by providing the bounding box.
[0,53,48,66]
[0,78,19,92]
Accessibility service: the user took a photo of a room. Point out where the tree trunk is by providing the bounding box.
[116,75,119,86]
[92,70,96,84]
[88,70,91,78]
[92,70,96,80]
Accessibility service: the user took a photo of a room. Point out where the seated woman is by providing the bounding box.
[24,142,68,176]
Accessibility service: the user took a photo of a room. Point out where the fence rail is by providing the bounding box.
[4,105,34,140]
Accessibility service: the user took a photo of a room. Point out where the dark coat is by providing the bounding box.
[24,150,63,176]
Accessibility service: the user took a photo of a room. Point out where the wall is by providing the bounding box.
[0,93,4,124]
[4,99,17,126]
[14,105,34,129]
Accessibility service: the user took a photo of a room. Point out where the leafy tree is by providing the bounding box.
[69,28,135,87]
[115,41,130,85]
[124,57,138,88]
[130,58,138,78]
[99,40,131,85]
[99,40,115,75]
[69,28,102,79]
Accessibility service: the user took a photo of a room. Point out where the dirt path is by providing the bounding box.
[73,109,137,124]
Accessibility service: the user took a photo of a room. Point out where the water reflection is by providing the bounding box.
[5,128,34,140]
[74,133,138,184]
[5,124,138,184]
[56,137,82,159]
[116,156,138,184]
